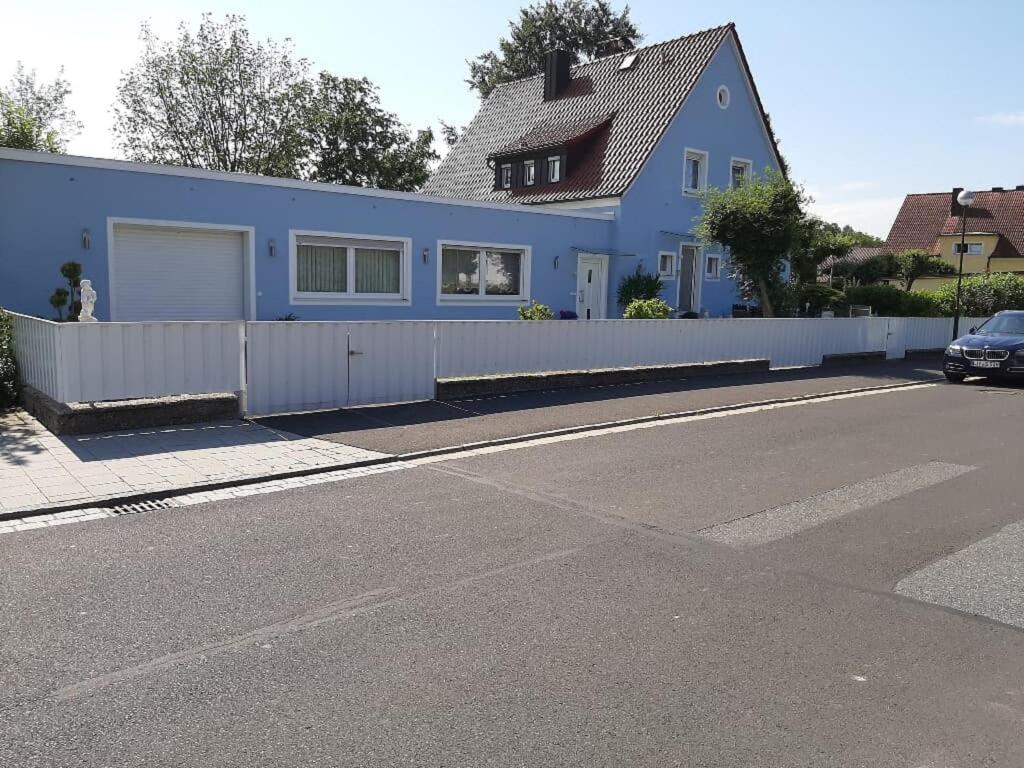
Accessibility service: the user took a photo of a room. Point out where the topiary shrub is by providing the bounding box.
[926,272,1024,316]
[623,297,673,319]
[843,284,907,316]
[517,301,555,320]
[0,309,18,408]
[616,265,663,309]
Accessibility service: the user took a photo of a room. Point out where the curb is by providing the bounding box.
[0,376,944,525]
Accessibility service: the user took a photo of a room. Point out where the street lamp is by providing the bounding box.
[952,189,976,339]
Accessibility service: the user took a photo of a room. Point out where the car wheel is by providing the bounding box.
[944,372,966,383]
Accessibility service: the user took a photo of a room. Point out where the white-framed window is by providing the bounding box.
[523,159,536,186]
[500,163,512,189]
[437,240,531,303]
[547,156,562,183]
[683,148,708,195]
[717,85,730,109]
[953,242,983,255]
[730,157,753,188]
[658,251,676,278]
[705,253,721,281]
[290,230,411,305]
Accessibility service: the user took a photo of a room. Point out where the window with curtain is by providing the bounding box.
[440,244,526,299]
[293,234,406,301]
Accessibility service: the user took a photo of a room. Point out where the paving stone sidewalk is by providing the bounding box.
[0,409,388,515]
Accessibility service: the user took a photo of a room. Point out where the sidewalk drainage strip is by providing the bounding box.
[0,377,943,535]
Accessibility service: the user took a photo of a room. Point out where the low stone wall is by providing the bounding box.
[20,386,240,435]
[436,359,770,400]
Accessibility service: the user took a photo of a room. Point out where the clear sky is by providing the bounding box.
[5,0,1024,237]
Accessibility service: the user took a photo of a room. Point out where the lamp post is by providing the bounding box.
[952,189,976,339]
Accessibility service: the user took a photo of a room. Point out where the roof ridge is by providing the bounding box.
[486,22,734,95]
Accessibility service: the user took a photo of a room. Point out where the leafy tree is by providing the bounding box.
[468,0,640,97]
[623,297,672,319]
[440,120,464,148]
[830,252,896,287]
[114,14,313,177]
[695,170,807,317]
[790,217,855,285]
[892,249,954,291]
[305,74,437,191]
[0,63,81,151]
[838,224,882,247]
[616,264,662,309]
[781,283,845,316]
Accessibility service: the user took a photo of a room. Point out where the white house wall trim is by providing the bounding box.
[0,148,615,221]
[106,217,256,321]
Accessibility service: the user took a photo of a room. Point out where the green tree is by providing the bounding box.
[305,74,437,191]
[695,170,807,317]
[113,14,313,177]
[892,249,954,291]
[925,273,1024,316]
[839,224,882,247]
[790,217,855,285]
[830,252,896,287]
[468,0,641,97]
[0,63,81,151]
[616,264,662,309]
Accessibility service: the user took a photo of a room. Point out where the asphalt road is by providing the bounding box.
[4,373,1024,766]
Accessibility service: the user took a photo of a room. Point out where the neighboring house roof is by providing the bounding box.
[820,245,883,271]
[885,188,1024,258]
[424,23,783,204]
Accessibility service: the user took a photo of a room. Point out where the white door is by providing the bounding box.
[576,254,608,319]
[110,224,246,321]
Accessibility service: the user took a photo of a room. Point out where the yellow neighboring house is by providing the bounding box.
[883,186,1024,291]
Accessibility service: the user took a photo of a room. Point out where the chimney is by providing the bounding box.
[951,187,964,217]
[1016,185,1024,191]
[991,186,1004,192]
[543,49,571,101]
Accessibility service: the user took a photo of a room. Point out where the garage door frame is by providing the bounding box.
[106,217,256,321]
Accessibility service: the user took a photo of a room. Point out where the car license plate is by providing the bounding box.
[972,360,1001,368]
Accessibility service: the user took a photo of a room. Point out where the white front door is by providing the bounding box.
[576,254,609,319]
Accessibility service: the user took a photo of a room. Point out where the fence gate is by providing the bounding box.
[244,321,436,416]
[885,318,907,359]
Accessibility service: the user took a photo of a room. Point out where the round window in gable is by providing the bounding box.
[717,85,730,109]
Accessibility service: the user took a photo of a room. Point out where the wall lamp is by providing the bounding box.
[81,229,91,249]
[268,238,277,258]
[422,247,430,264]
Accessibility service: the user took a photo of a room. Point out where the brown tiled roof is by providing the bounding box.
[488,113,613,158]
[424,23,782,204]
[885,189,1024,258]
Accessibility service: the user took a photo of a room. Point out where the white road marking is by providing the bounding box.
[0,382,940,535]
[698,461,976,547]
[896,519,1024,629]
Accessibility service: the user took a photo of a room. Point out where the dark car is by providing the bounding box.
[944,310,1024,382]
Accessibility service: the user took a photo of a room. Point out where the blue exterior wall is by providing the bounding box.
[0,157,611,321]
[613,36,781,317]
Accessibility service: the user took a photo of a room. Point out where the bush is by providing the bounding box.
[898,291,941,317]
[925,272,1024,316]
[517,301,555,320]
[781,283,845,316]
[616,265,663,309]
[0,310,18,408]
[843,284,907,316]
[623,298,673,319]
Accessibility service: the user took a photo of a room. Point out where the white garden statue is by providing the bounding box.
[78,279,98,322]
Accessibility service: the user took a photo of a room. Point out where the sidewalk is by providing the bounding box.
[0,410,387,516]
[259,358,945,455]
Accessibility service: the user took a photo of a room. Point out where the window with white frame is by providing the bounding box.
[439,242,529,301]
[500,163,512,189]
[730,158,752,188]
[524,159,536,186]
[705,253,721,280]
[292,233,409,303]
[953,242,983,255]
[658,251,676,278]
[683,149,708,195]
[547,156,562,183]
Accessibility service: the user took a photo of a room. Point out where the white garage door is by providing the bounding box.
[111,224,246,321]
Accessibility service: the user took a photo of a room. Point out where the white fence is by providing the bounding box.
[9,313,243,404]
[9,312,988,417]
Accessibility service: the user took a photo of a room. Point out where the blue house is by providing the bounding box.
[0,23,782,322]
